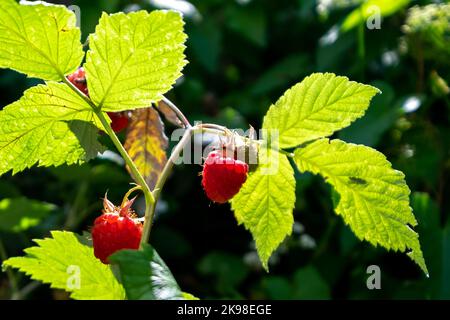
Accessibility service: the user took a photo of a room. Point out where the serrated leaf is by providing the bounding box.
[293,138,428,275]
[109,244,183,300]
[3,231,125,300]
[231,147,295,270]
[124,107,168,189]
[0,82,104,176]
[262,73,380,148]
[0,198,56,232]
[85,10,187,112]
[0,0,84,80]
[342,0,410,32]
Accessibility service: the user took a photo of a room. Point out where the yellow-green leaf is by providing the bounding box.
[3,231,125,300]
[262,73,380,148]
[0,0,84,80]
[231,147,296,270]
[294,138,428,275]
[85,10,188,112]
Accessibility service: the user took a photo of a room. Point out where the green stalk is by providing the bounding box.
[62,77,155,245]
[0,239,19,297]
[95,111,155,246]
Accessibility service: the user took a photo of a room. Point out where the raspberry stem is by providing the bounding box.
[62,76,157,247]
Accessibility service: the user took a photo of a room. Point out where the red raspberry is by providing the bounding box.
[67,67,89,96]
[91,196,143,264]
[107,112,129,133]
[201,150,249,203]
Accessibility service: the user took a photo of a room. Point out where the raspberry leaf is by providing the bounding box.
[262,73,380,148]
[231,147,296,270]
[0,0,84,81]
[2,231,126,300]
[124,108,168,189]
[0,82,105,177]
[109,244,184,300]
[293,138,428,275]
[0,198,56,233]
[85,10,188,112]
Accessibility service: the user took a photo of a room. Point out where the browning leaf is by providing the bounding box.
[156,99,185,128]
[125,108,169,189]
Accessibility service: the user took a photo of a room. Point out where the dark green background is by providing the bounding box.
[0,0,449,299]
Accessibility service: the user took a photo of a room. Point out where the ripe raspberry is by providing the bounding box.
[107,112,129,133]
[91,196,143,264]
[201,150,249,203]
[67,67,89,96]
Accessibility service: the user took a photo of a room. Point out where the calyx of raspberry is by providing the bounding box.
[220,128,259,171]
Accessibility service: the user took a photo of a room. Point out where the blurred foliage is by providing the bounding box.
[0,0,449,300]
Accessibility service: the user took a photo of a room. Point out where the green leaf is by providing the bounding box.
[85,10,187,112]
[0,198,56,232]
[293,138,428,275]
[182,292,199,300]
[109,244,183,300]
[341,0,410,32]
[342,0,410,32]
[2,231,125,300]
[231,147,295,270]
[0,82,104,176]
[0,0,84,80]
[262,73,380,148]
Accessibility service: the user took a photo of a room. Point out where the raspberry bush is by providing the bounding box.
[0,0,428,300]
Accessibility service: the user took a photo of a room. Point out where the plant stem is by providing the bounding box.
[62,77,157,244]
[139,127,194,246]
[95,111,155,245]
[0,239,19,297]
[64,181,89,229]
[11,281,41,300]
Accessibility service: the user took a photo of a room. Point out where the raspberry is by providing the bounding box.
[91,196,143,264]
[67,67,89,96]
[107,112,129,133]
[201,150,249,203]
